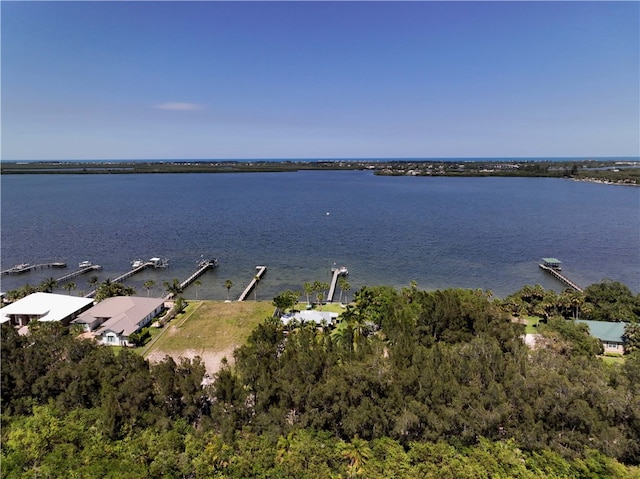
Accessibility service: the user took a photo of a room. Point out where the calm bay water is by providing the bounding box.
[1,171,638,299]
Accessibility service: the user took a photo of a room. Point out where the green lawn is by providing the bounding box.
[522,315,542,334]
[599,354,625,365]
[144,300,275,356]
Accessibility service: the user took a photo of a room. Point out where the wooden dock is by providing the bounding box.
[238,266,267,301]
[539,263,583,293]
[84,262,151,299]
[327,266,348,302]
[179,259,218,291]
[1,262,67,276]
[55,264,102,284]
[111,261,153,283]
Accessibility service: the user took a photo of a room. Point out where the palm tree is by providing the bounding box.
[164,278,183,298]
[95,279,136,302]
[63,281,76,295]
[330,317,353,352]
[338,277,351,304]
[341,437,371,478]
[224,279,233,302]
[194,280,202,300]
[88,275,99,291]
[570,291,584,319]
[39,277,57,293]
[316,291,325,310]
[313,281,329,308]
[303,282,314,306]
[143,280,156,297]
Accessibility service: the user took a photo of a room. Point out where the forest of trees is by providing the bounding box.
[2,283,639,477]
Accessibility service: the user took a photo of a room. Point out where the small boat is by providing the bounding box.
[131,259,145,269]
[198,257,218,268]
[79,261,92,269]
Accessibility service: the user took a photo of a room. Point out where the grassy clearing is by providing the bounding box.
[522,315,542,334]
[293,301,348,315]
[599,354,625,366]
[146,300,274,355]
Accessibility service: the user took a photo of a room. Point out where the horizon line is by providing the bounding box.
[2,156,639,163]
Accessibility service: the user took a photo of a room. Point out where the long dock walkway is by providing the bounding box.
[327,266,348,302]
[539,264,583,293]
[111,261,153,283]
[179,259,218,291]
[238,266,267,301]
[1,262,67,276]
[55,264,102,284]
[84,262,152,299]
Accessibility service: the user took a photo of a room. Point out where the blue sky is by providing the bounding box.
[2,1,638,160]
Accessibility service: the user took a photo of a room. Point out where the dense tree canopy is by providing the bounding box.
[2,283,639,477]
[504,280,640,324]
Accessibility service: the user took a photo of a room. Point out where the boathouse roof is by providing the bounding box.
[542,258,562,265]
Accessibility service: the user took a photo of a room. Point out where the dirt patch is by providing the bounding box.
[146,346,236,378]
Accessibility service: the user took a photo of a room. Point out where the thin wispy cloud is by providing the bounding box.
[154,102,202,111]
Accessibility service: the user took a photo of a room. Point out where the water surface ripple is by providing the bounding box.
[2,171,638,299]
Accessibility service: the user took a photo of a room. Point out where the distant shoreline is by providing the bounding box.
[1,159,638,185]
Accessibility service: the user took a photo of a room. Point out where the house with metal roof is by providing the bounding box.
[575,319,628,354]
[0,292,94,328]
[73,296,165,347]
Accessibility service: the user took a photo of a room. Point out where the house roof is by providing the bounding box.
[0,292,94,324]
[82,296,164,337]
[575,319,628,343]
[281,310,338,326]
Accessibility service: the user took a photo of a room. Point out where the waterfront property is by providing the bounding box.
[73,296,165,346]
[575,319,629,354]
[280,310,338,326]
[0,292,93,328]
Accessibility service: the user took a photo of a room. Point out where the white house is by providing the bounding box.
[280,310,338,326]
[0,292,94,328]
[73,296,165,347]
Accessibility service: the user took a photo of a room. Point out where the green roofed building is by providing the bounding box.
[542,258,562,270]
[575,319,628,354]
